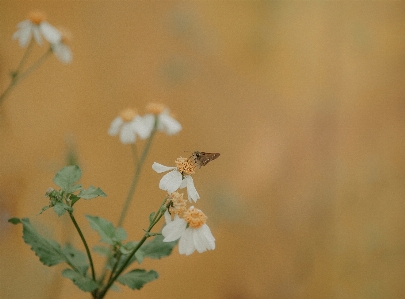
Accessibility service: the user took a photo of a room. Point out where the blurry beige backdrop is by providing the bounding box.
[1,1,405,299]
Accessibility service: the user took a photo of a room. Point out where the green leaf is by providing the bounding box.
[141,235,177,260]
[114,227,127,243]
[38,205,51,215]
[8,217,21,224]
[85,215,115,245]
[62,244,89,275]
[53,202,72,217]
[62,269,98,292]
[93,245,110,256]
[69,194,81,206]
[11,218,65,266]
[53,165,82,193]
[78,186,107,199]
[116,269,158,290]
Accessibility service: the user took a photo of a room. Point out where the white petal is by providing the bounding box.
[158,113,182,135]
[119,123,136,144]
[159,170,182,193]
[179,228,195,255]
[40,21,61,44]
[108,117,123,136]
[193,225,215,253]
[183,175,200,202]
[162,215,187,242]
[142,114,156,137]
[12,21,32,47]
[52,43,72,64]
[152,162,176,173]
[132,116,150,139]
[32,26,43,45]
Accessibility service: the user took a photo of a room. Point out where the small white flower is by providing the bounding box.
[13,11,61,47]
[108,108,149,144]
[152,158,199,202]
[162,208,215,256]
[143,103,182,136]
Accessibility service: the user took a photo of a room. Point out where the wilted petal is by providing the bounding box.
[152,162,176,173]
[159,170,182,193]
[182,175,200,202]
[179,228,195,256]
[40,21,61,44]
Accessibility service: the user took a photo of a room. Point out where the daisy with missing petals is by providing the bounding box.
[108,108,149,144]
[152,157,199,202]
[13,11,61,47]
[143,103,182,136]
[162,206,215,256]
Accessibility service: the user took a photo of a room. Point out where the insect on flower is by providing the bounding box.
[189,151,220,168]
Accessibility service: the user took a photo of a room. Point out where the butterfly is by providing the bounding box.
[189,151,220,168]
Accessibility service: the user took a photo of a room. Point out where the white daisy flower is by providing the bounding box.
[162,207,215,256]
[51,28,72,64]
[108,108,149,144]
[142,103,182,137]
[152,157,199,202]
[13,11,61,47]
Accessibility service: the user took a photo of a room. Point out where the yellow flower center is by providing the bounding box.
[168,191,187,216]
[175,157,196,175]
[28,11,46,25]
[120,108,138,122]
[145,103,166,115]
[184,208,207,228]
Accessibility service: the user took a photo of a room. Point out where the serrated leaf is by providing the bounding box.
[78,186,107,199]
[62,268,98,292]
[116,269,158,290]
[62,244,89,275]
[53,165,82,193]
[141,234,177,260]
[13,218,66,266]
[53,202,72,217]
[85,215,115,245]
[114,227,127,243]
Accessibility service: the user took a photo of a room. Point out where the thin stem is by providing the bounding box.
[0,47,52,105]
[68,211,96,281]
[97,210,165,299]
[117,117,158,227]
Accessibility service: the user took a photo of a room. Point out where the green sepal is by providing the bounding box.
[78,186,107,199]
[116,269,158,290]
[149,212,155,224]
[62,268,98,292]
[53,165,82,193]
[9,217,65,266]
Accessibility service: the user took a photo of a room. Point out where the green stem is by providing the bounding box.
[68,211,96,281]
[97,210,165,299]
[0,47,52,106]
[117,117,158,227]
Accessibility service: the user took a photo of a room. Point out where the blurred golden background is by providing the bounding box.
[1,1,405,298]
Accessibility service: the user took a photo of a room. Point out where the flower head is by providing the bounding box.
[143,103,182,136]
[162,207,215,255]
[13,11,61,47]
[51,27,72,64]
[108,108,149,144]
[167,191,188,217]
[152,157,199,202]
